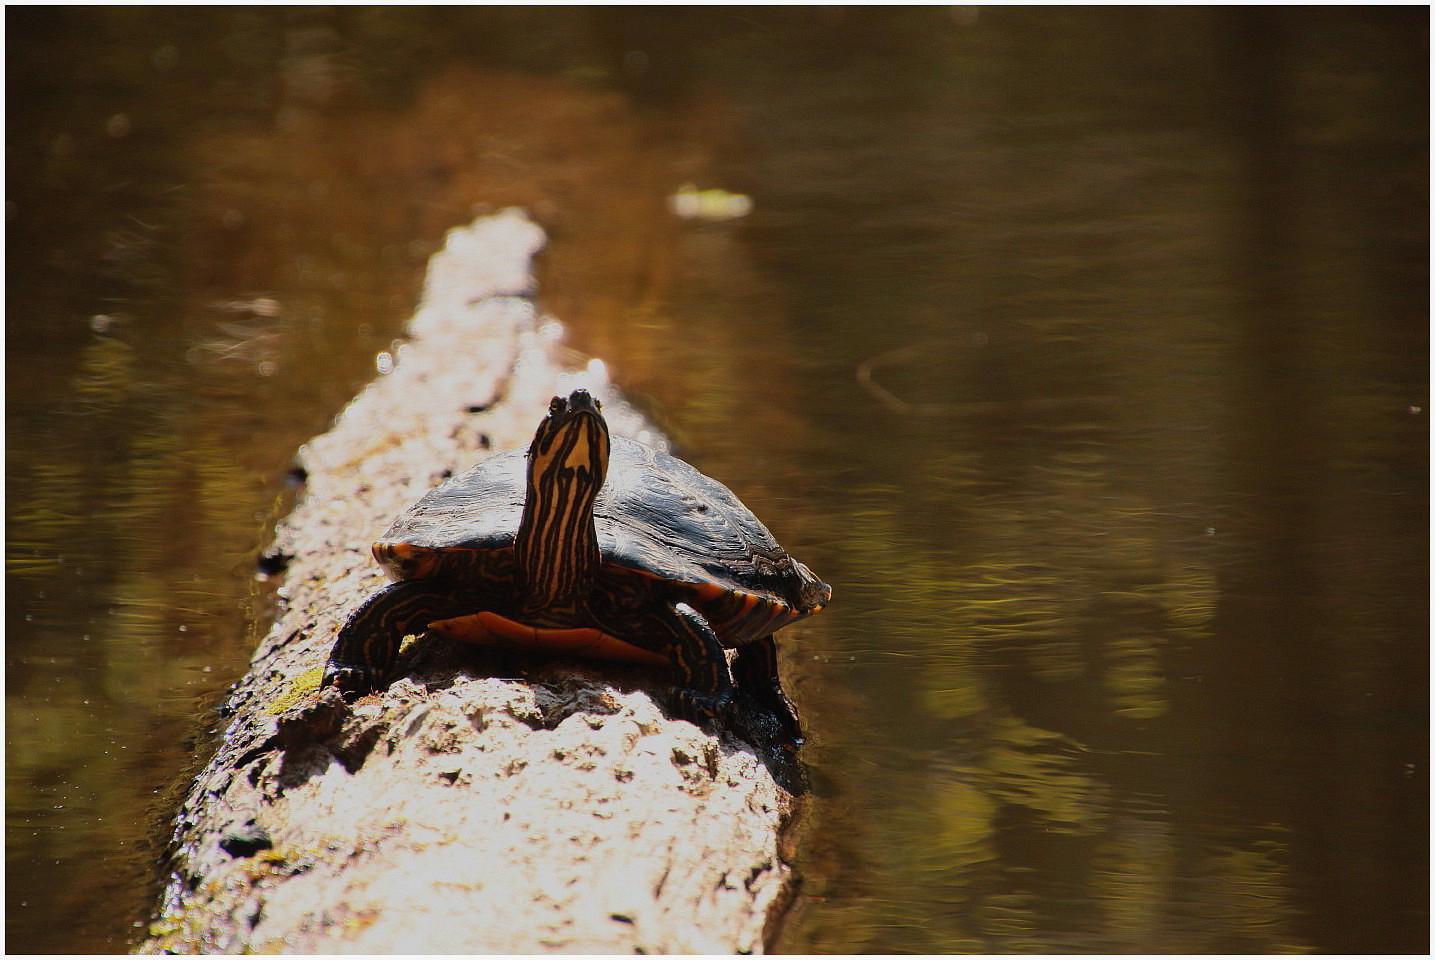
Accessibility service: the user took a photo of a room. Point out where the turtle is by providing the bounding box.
[322,389,830,746]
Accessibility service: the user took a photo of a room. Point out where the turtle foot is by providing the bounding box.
[669,688,807,794]
[728,697,808,795]
[321,660,385,699]
[668,687,733,730]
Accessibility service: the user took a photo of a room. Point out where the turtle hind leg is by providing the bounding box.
[732,636,802,744]
[731,636,807,793]
[324,579,474,696]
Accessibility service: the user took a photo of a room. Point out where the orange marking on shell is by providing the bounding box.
[429,611,669,667]
[689,581,729,602]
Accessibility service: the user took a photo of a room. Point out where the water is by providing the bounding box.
[7,8,1427,953]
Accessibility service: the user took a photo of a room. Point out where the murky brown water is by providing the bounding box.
[7,8,1427,953]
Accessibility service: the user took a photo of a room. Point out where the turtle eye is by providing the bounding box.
[548,396,567,416]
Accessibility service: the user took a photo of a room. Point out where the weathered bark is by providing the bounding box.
[141,210,800,954]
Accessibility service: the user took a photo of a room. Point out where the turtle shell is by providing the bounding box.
[374,437,827,624]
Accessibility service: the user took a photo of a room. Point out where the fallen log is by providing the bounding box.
[141,209,801,954]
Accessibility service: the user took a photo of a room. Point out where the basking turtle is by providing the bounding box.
[323,390,830,743]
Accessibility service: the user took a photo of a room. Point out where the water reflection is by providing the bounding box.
[7,7,1427,955]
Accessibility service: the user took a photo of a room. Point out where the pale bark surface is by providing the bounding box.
[141,210,799,954]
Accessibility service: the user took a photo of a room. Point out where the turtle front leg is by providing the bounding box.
[659,601,737,726]
[324,579,474,696]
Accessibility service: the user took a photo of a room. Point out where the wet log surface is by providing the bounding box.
[141,210,801,954]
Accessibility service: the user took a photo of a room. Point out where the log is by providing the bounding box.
[141,210,801,954]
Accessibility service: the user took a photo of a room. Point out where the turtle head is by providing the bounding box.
[516,390,610,610]
[792,560,833,613]
[527,390,610,491]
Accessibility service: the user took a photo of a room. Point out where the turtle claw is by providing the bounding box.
[668,687,734,730]
[322,661,383,699]
[669,687,807,794]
